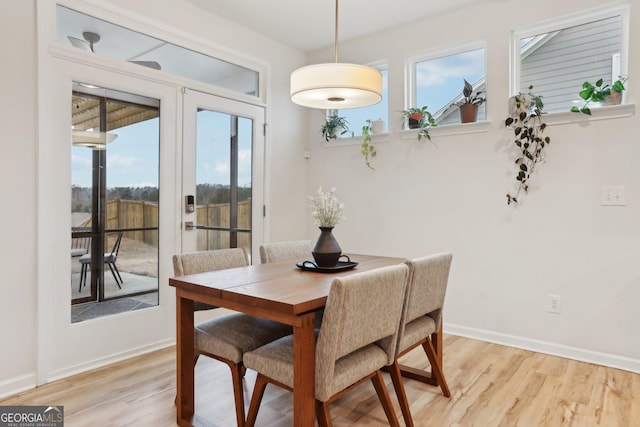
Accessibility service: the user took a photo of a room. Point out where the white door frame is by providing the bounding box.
[181,89,266,262]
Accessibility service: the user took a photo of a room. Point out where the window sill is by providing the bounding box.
[542,103,636,125]
[322,133,391,147]
[400,120,491,140]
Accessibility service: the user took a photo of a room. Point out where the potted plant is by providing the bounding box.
[570,77,627,115]
[402,106,437,141]
[361,119,377,170]
[456,79,485,123]
[505,86,551,205]
[321,114,350,142]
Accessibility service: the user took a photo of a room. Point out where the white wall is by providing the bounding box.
[0,0,38,390]
[0,0,310,397]
[305,0,640,371]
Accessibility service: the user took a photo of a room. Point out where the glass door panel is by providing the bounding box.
[182,90,264,262]
[70,83,160,317]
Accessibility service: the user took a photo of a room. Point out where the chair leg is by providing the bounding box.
[112,261,123,284]
[107,262,122,289]
[316,400,332,427]
[79,264,86,292]
[422,337,450,397]
[371,370,400,427]
[245,373,269,427]
[388,361,414,427]
[229,362,246,427]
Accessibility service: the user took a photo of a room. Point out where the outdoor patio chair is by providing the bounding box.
[79,231,123,291]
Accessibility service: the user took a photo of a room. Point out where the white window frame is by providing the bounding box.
[510,4,630,100]
[406,40,487,114]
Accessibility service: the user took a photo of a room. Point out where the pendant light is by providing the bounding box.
[290,0,382,109]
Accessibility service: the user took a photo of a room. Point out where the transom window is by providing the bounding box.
[409,46,486,125]
[514,7,628,113]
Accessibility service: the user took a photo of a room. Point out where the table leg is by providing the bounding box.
[293,312,316,427]
[176,294,195,426]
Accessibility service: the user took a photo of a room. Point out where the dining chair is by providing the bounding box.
[172,248,292,427]
[78,231,123,291]
[243,263,409,427]
[387,253,453,427]
[258,240,312,264]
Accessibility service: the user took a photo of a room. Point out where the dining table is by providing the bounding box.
[169,253,407,427]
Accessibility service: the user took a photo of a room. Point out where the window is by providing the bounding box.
[514,7,628,113]
[57,5,260,98]
[71,83,160,319]
[410,47,486,125]
[331,67,388,137]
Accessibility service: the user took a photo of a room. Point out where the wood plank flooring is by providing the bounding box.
[2,335,638,426]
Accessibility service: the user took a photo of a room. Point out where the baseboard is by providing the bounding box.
[445,323,640,374]
[0,373,38,400]
[47,338,175,383]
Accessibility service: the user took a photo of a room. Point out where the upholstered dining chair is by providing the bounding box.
[258,240,312,264]
[172,248,292,427]
[243,263,409,427]
[387,253,453,427]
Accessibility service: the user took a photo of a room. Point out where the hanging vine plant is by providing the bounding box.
[505,86,551,205]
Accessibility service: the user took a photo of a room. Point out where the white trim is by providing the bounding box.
[0,374,37,401]
[510,2,630,97]
[400,120,491,139]
[542,103,635,125]
[58,0,269,104]
[46,339,174,383]
[446,323,640,374]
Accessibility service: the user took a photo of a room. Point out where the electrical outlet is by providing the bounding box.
[547,294,561,314]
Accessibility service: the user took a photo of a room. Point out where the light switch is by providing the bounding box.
[601,186,626,206]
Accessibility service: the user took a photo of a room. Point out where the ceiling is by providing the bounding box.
[184,0,487,51]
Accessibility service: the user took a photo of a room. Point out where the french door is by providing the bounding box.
[181,90,265,262]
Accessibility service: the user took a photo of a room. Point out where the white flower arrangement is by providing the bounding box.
[309,187,345,228]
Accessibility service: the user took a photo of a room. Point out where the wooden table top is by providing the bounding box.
[169,253,406,316]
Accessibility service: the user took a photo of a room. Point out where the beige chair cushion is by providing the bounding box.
[259,240,312,264]
[243,263,408,402]
[196,314,293,364]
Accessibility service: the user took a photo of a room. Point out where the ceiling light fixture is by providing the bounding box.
[72,130,118,150]
[290,0,382,109]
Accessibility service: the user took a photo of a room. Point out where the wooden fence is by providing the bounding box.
[102,199,251,250]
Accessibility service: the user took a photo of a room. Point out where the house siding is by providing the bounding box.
[520,15,622,112]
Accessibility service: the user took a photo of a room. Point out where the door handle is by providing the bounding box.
[184,221,195,231]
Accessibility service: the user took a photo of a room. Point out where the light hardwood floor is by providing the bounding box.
[2,335,638,426]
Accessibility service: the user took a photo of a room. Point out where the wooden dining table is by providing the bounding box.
[169,253,406,427]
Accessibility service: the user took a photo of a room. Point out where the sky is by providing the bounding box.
[71,110,252,190]
[335,48,485,138]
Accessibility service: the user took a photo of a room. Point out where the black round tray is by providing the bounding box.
[296,255,358,273]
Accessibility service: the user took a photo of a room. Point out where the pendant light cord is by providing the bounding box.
[334,0,339,63]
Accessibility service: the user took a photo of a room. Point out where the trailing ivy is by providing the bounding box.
[505,86,551,205]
